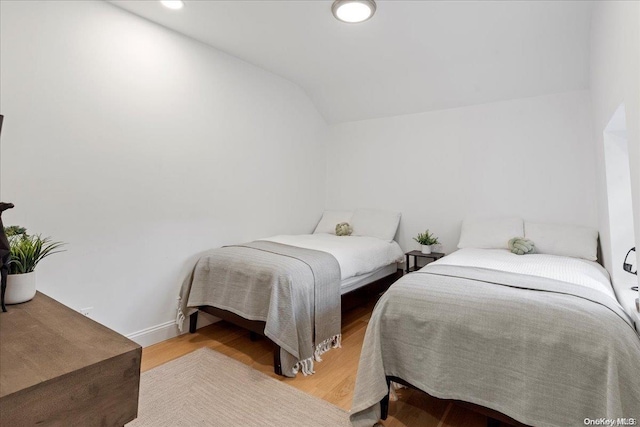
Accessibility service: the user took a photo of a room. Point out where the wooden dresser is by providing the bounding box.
[0,292,141,426]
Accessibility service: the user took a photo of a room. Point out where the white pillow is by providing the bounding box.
[525,222,598,261]
[313,210,353,235]
[350,208,401,241]
[458,216,524,249]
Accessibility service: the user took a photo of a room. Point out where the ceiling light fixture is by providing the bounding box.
[332,0,376,24]
[160,0,184,10]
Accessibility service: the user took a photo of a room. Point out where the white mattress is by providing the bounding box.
[429,248,617,300]
[340,264,398,295]
[260,234,404,280]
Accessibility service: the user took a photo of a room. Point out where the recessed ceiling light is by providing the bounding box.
[160,0,184,10]
[332,0,376,24]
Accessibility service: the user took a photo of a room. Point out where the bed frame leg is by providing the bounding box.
[273,345,283,376]
[380,377,391,420]
[189,310,198,333]
[487,417,500,427]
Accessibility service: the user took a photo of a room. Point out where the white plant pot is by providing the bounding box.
[5,272,37,305]
[421,245,432,254]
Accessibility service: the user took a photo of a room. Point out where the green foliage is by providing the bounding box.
[5,225,27,238]
[4,227,65,274]
[413,229,439,246]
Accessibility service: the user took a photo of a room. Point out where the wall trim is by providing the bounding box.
[126,312,218,347]
[126,320,180,347]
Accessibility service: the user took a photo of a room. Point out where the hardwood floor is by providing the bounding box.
[142,299,492,427]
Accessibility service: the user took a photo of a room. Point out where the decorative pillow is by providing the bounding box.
[335,222,353,236]
[313,210,353,234]
[525,222,598,261]
[350,208,401,242]
[458,216,524,249]
[508,237,536,255]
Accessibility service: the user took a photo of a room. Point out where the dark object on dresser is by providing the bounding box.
[0,201,14,313]
[0,114,12,313]
[189,269,402,376]
[0,292,142,426]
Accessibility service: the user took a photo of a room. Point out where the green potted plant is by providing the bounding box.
[4,226,64,304]
[413,230,439,254]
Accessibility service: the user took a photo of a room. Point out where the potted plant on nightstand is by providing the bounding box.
[413,230,439,254]
[4,226,65,304]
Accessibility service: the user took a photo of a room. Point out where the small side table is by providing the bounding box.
[405,250,445,274]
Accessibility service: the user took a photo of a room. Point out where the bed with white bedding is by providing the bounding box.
[260,234,404,285]
[351,235,640,426]
[178,209,403,377]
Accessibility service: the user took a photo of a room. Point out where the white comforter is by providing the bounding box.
[431,248,616,299]
[260,234,403,280]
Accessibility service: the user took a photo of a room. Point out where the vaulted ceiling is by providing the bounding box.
[111,0,593,124]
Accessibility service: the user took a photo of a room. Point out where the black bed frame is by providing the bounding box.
[188,269,402,375]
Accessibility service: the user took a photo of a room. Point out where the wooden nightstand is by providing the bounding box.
[405,250,445,274]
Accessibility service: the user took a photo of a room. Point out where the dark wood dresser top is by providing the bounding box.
[0,291,140,398]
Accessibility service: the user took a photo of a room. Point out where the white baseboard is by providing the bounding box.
[126,311,219,347]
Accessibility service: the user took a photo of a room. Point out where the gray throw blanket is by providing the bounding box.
[351,265,640,427]
[177,241,341,377]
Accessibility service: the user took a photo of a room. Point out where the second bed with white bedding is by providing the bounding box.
[350,248,640,427]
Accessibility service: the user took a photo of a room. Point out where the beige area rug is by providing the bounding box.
[127,348,351,427]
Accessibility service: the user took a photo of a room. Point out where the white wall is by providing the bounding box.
[0,0,326,344]
[325,91,598,254]
[589,0,640,313]
[2,0,633,347]
[602,106,636,289]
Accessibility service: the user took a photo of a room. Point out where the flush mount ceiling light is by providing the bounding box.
[332,0,376,24]
[160,0,184,10]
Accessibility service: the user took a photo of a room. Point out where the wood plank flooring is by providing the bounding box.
[141,300,495,427]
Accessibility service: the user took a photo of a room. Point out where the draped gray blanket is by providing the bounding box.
[350,265,640,427]
[177,241,341,377]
